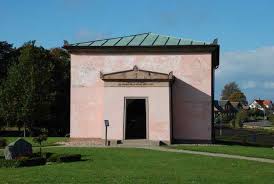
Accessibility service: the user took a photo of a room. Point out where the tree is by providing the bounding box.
[232,110,249,128]
[48,48,70,135]
[33,133,48,156]
[0,41,17,82]
[0,41,56,134]
[228,92,247,105]
[221,82,241,100]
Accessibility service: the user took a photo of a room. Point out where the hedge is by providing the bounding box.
[0,157,46,168]
[48,154,81,162]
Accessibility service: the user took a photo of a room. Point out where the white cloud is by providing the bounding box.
[242,81,257,89]
[215,46,274,101]
[216,46,274,78]
[263,81,274,89]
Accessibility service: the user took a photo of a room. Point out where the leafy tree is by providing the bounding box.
[232,110,249,128]
[221,82,241,100]
[33,133,48,156]
[48,48,70,135]
[0,41,70,135]
[0,41,17,82]
[268,114,274,125]
[228,92,247,105]
[0,41,56,134]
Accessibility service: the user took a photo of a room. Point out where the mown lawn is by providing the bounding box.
[170,144,274,160]
[0,147,274,184]
[1,137,67,147]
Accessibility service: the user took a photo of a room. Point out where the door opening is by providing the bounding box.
[125,98,146,139]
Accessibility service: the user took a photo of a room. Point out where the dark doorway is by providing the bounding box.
[125,99,147,139]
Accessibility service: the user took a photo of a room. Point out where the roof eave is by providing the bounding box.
[63,44,220,68]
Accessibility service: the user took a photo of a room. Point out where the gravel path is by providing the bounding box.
[144,146,274,164]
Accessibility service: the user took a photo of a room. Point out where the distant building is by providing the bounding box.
[249,99,273,111]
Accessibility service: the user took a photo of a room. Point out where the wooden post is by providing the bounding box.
[105,126,108,146]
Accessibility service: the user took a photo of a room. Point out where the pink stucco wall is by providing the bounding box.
[70,53,212,141]
[104,87,171,141]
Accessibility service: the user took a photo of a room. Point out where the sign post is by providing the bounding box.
[104,120,109,146]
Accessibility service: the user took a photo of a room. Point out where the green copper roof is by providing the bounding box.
[67,33,216,47]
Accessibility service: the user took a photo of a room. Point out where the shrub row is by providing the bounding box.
[0,157,46,168]
[47,154,81,162]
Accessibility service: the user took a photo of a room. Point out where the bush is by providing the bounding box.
[268,114,274,125]
[234,110,249,128]
[0,138,7,148]
[0,159,22,168]
[19,157,46,167]
[48,154,81,162]
[0,157,46,168]
[32,152,53,159]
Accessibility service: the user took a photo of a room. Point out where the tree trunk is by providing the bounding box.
[40,143,42,156]
[23,122,26,137]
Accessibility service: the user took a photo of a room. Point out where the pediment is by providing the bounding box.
[100,65,173,81]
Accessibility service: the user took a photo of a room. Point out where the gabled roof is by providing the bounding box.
[65,32,217,47]
[214,100,224,112]
[100,65,173,81]
[218,100,230,108]
[263,100,272,106]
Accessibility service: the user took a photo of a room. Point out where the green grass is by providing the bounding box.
[0,137,67,147]
[0,147,274,184]
[170,145,274,160]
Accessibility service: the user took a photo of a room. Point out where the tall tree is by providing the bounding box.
[0,41,17,82]
[221,82,241,100]
[48,48,70,135]
[228,92,247,105]
[0,41,56,134]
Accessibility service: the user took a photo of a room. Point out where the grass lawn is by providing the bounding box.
[1,137,67,147]
[170,145,274,160]
[0,147,274,184]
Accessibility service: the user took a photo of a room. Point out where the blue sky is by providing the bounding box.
[1,0,274,102]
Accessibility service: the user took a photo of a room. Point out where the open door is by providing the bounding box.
[125,98,147,139]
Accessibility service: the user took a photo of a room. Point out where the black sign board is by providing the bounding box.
[104,120,109,127]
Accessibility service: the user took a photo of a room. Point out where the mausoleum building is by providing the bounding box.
[64,33,220,144]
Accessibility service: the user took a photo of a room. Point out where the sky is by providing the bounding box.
[1,0,274,102]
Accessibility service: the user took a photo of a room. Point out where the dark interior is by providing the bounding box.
[125,99,146,139]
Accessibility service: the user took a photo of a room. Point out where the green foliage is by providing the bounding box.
[48,153,81,162]
[33,134,48,145]
[33,133,48,155]
[0,138,7,148]
[19,157,47,167]
[228,92,247,105]
[234,110,249,128]
[248,109,264,120]
[0,157,46,168]
[0,42,70,135]
[268,114,274,125]
[0,41,17,82]
[221,82,241,100]
[0,159,22,168]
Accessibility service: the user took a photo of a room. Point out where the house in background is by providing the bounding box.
[249,99,273,111]
[64,33,219,144]
[214,100,246,122]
